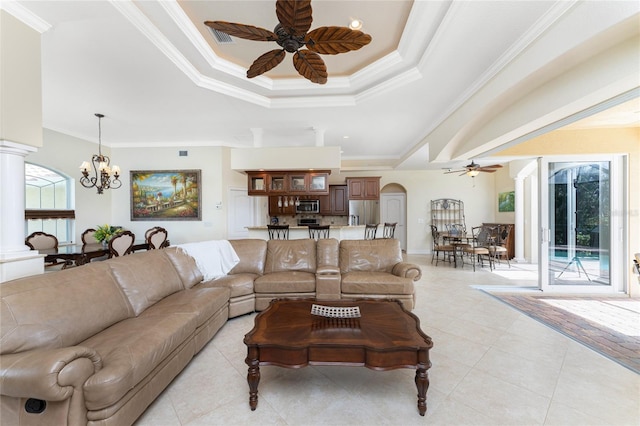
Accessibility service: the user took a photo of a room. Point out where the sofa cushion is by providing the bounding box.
[339,239,403,274]
[264,239,316,274]
[107,250,184,316]
[142,286,229,328]
[81,311,199,410]
[0,263,132,354]
[163,247,203,289]
[203,273,257,298]
[341,271,414,295]
[254,271,316,293]
[229,239,267,275]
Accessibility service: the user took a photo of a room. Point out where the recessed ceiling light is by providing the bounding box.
[349,19,362,30]
[343,135,350,139]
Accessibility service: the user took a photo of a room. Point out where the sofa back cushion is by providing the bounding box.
[264,239,316,274]
[107,250,184,316]
[339,239,403,274]
[229,239,267,275]
[0,263,132,354]
[163,247,204,289]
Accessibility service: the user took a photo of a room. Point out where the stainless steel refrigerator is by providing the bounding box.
[348,200,380,226]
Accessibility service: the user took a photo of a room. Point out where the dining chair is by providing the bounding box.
[462,226,493,271]
[146,227,169,249]
[145,226,161,241]
[25,231,70,269]
[381,222,397,239]
[267,224,289,240]
[487,224,512,267]
[81,228,99,245]
[308,225,330,240]
[429,225,456,266]
[364,223,378,240]
[108,231,135,257]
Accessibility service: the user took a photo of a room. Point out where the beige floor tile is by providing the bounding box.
[135,257,640,426]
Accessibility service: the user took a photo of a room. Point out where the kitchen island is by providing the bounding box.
[246,225,376,241]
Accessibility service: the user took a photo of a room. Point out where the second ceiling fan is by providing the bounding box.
[444,161,503,177]
[205,0,372,84]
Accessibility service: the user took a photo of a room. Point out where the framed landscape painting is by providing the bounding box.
[498,191,515,212]
[130,170,201,221]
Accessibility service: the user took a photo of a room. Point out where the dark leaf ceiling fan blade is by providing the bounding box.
[247,49,286,78]
[204,21,277,41]
[476,168,498,173]
[293,50,327,84]
[305,26,372,54]
[276,0,313,37]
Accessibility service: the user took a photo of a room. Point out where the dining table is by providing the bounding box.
[39,241,152,268]
[439,233,475,268]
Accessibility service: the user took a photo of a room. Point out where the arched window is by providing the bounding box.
[25,163,75,243]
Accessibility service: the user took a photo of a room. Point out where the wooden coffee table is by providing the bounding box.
[243,298,433,416]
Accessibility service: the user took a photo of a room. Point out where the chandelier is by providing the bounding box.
[79,113,121,194]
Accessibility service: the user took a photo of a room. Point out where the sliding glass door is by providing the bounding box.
[538,156,625,292]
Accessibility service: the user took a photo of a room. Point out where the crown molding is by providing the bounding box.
[0,0,51,33]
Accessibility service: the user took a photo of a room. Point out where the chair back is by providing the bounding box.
[267,224,289,240]
[25,232,58,250]
[472,226,491,248]
[145,226,161,241]
[146,227,169,249]
[429,225,440,248]
[81,228,98,245]
[308,225,330,240]
[108,231,135,257]
[364,224,378,240]
[382,222,397,239]
[446,223,466,236]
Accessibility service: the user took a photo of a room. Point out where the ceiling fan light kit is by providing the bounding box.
[204,0,372,85]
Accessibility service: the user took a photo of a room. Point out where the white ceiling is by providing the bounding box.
[6,0,640,171]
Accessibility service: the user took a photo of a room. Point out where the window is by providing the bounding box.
[25,163,75,243]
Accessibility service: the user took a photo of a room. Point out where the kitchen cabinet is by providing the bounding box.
[319,185,348,216]
[268,196,296,216]
[247,171,330,196]
[347,177,380,200]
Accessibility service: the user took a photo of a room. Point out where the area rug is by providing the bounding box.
[483,292,640,374]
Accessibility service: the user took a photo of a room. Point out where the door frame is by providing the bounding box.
[538,155,626,293]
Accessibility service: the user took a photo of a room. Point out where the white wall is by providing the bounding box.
[26,130,499,252]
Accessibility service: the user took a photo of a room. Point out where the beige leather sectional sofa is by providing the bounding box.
[0,238,420,425]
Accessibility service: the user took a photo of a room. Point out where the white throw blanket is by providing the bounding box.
[176,240,240,281]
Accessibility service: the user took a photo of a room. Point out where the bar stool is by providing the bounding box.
[267,224,289,240]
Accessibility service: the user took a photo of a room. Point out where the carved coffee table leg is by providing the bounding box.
[415,366,429,416]
[246,347,260,410]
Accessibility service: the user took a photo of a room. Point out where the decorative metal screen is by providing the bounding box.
[430,199,466,234]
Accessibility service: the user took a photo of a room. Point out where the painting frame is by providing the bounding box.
[498,190,515,212]
[130,169,202,221]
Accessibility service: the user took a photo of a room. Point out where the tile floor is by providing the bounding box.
[136,255,640,426]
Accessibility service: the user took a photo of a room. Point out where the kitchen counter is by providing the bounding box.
[246,225,375,241]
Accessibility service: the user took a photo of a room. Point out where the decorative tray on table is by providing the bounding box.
[310,304,361,318]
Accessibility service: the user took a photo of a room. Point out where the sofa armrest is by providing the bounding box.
[0,346,102,401]
[392,262,422,281]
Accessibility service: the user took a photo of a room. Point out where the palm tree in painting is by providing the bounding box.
[171,175,178,198]
[181,174,187,200]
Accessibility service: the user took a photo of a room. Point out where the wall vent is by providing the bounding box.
[208,28,234,44]
[179,150,188,157]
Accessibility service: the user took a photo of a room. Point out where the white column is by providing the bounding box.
[313,127,326,146]
[514,176,526,263]
[0,141,43,282]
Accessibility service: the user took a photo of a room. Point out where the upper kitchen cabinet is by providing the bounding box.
[247,172,268,195]
[347,177,380,200]
[308,173,329,194]
[246,171,330,196]
[319,185,348,216]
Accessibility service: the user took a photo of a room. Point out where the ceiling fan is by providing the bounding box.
[444,161,503,177]
[204,0,372,85]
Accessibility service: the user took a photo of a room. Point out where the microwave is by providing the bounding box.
[296,199,319,214]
